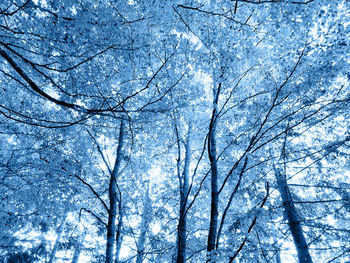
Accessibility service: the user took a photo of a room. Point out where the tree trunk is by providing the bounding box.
[273,234,282,263]
[115,202,124,263]
[274,166,313,263]
[276,250,282,263]
[48,215,66,263]
[106,119,125,263]
[71,233,86,263]
[136,183,152,263]
[207,83,221,262]
[176,127,191,263]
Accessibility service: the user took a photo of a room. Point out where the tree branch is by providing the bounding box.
[79,208,107,227]
[229,181,269,262]
[75,174,109,212]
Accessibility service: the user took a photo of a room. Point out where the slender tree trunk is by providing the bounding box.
[276,250,282,263]
[106,119,125,263]
[136,183,152,263]
[48,215,66,263]
[274,166,313,263]
[115,201,124,263]
[176,127,191,263]
[216,157,248,249]
[273,233,282,263]
[207,83,221,262]
[71,233,86,263]
[71,246,82,263]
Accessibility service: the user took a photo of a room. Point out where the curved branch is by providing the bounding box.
[79,208,107,227]
[74,174,109,211]
[229,181,269,262]
[0,46,98,113]
[216,157,248,249]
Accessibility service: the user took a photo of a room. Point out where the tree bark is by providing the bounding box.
[176,127,191,263]
[136,183,152,263]
[48,215,67,263]
[207,83,221,262]
[71,232,86,263]
[274,166,313,263]
[106,119,125,263]
[216,157,248,249]
[115,198,124,263]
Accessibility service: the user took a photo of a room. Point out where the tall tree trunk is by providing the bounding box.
[136,183,152,263]
[71,232,86,263]
[276,250,282,263]
[274,166,313,263]
[176,126,192,263]
[48,214,67,263]
[106,119,125,263]
[273,233,282,263]
[207,83,221,262]
[115,198,123,263]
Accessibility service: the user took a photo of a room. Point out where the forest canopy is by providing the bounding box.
[0,0,349,262]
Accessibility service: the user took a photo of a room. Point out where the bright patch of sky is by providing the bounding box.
[94,134,114,170]
[42,85,62,110]
[32,0,48,8]
[73,253,92,263]
[45,230,58,242]
[345,169,350,179]
[325,214,337,226]
[149,165,162,189]
[170,29,203,50]
[119,238,133,259]
[76,99,88,108]
[280,240,298,262]
[192,69,213,102]
[71,6,77,15]
[150,220,161,235]
[43,86,60,99]
[51,51,60,57]
[44,100,61,110]
[7,135,16,145]
[14,229,41,249]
